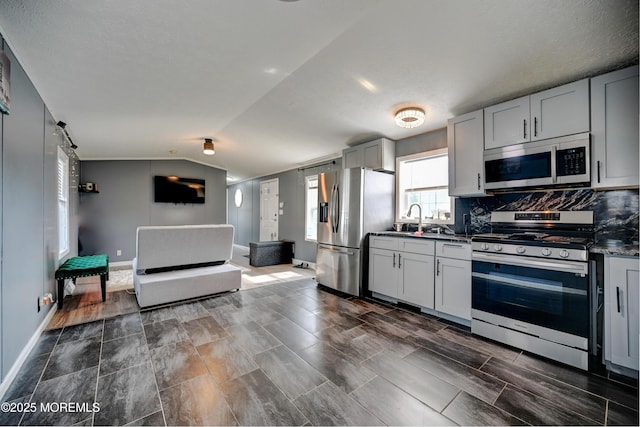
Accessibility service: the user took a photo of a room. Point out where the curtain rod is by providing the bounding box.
[297,159,336,172]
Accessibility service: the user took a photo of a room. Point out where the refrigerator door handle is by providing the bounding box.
[329,185,336,233]
[333,184,340,233]
[330,185,337,233]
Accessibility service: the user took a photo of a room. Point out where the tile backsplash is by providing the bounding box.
[455,189,639,245]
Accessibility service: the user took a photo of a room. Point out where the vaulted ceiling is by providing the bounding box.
[0,0,637,181]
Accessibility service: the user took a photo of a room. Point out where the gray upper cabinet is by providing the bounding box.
[342,138,395,172]
[591,65,639,189]
[342,146,364,169]
[484,96,530,149]
[530,79,590,141]
[447,109,485,197]
[484,79,590,149]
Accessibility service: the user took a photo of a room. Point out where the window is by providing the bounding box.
[57,147,70,258]
[305,175,318,241]
[396,148,454,225]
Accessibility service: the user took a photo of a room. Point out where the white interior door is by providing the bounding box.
[260,178,279,241]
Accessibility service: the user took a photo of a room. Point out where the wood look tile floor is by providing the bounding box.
[1,264,638,425]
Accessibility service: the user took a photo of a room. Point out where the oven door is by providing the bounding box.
[472,252,589,338]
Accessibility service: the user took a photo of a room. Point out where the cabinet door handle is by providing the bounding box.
[523,119,527,139]
[477,173,481,190]
[436,259,440,276]
[597,161,601,183]
[398,254,402,268]
[534,117,538,137]
[616,286,621,313]
[393,253,396,268]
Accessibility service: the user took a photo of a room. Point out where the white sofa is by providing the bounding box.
[133,224,241,308]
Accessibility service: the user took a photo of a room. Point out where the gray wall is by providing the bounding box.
[227,128,447,262]
[0,36,80,382]
[79,159,227,261]
[226,128,447,263]
[396,127,447,157]
[227,159,342,262]
[227,179,259,247]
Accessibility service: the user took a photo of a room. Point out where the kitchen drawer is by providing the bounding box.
[399,238,435,255]
[370,236,399,251]
[436,241,471,259]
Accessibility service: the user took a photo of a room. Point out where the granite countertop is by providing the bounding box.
[372,232,639,256]
[370,231,472,244]
[590,243,640,257]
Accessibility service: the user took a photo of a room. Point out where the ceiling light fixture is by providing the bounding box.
[203,138,215,155]
[394,107,425,129]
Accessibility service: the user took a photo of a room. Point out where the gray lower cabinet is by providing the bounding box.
[369,247,398,297]
[369,236,435,309]
[434,242,472,320]
[591,65,639,189]
[398,251,435,309]
[604,255,639,372]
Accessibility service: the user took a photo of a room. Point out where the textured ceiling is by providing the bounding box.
[0,0,637,181]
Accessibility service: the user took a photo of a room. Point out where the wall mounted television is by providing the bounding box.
[153,175,205,204]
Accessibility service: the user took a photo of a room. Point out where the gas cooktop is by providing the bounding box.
[472,232,593,249]
[471,210,595,260]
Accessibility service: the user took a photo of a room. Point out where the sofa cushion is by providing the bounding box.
[133,262,241,308]
[136,224,234,273]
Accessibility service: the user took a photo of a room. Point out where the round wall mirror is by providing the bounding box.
[234,188,243,208]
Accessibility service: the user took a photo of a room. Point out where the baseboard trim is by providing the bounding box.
[110,260,133,270]
[0,304,58,401]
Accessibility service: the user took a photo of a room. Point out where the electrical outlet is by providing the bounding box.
[116,249,122,256]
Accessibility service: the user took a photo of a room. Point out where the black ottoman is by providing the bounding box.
[249,241,294,267]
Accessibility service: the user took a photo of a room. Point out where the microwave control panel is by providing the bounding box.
[556,146,586,176]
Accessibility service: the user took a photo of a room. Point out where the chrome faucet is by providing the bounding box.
[407,203,423,233]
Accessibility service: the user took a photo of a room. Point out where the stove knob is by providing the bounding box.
[516,246,526,254]
[559,249,570,258]
[481,243,490,251]
[541,248,552,256]
[493,244,503,252]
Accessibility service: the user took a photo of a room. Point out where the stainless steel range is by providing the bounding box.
[471,210,595,370]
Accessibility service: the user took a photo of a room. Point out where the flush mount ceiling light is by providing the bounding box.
[203,138,215,155]
[394,107,425,129]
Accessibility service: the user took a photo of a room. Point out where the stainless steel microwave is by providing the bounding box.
[483,132,590,190]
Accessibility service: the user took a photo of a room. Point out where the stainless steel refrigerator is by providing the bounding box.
[316,167,395,296]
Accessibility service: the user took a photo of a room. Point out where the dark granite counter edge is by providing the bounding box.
[590,245,640,257]
[371,232,638,256]
[370,232,472,244]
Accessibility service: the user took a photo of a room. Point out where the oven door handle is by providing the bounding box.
[472,252,588,274]
[472,272,587,296]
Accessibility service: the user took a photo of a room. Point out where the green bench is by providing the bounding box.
[55,254,109,309]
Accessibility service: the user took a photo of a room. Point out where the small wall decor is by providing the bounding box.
[0,49,11,115]
[234,188,243,208]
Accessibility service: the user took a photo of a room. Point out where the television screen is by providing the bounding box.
[154,175,205,204]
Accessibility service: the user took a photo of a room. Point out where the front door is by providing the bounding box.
[260,178,279,241]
